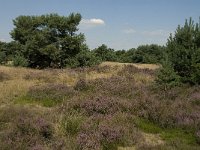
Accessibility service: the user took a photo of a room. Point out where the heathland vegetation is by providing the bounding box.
[0,13,200,150]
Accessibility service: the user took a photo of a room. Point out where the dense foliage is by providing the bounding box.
[1,13,98,68]
[0,41,7,64]
[0,12,166,68]
[93,44,118,62]
[92,44,164,64]
[157,18,200,85]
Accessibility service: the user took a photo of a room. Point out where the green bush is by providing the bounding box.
[156,62,181,89]
[13,55,28,67]
[76,50,101,67]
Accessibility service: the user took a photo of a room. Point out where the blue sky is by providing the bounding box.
[0,0,200,50]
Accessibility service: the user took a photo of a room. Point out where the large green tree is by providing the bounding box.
[10,13,86,68]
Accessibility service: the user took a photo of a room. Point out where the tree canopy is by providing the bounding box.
[10,13,94,68]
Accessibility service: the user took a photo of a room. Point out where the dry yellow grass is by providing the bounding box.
[0,66,36,105]
[142,132,164,146]
[118,133,164,150]
[101,61,160,70]
[0,79,35,105]
[133,73,155,85]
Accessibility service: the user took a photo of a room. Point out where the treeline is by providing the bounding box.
[0,13,165,68]
[0,41,165,67]
[0,13,200,85]
[93,44,165,64]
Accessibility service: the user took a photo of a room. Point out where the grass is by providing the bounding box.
[15,96,61,107]
[135,118,197,145]
[134,118,162,134]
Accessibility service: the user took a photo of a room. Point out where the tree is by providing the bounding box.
[131,44,164,64]
[158,18,200,85]
[93,44,118,62]
[76,46,101,67]
[10,13,87,68]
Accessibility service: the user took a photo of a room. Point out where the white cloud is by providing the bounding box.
[122,28,136,34]
[80,18,105,29]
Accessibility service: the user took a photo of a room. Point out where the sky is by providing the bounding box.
[0,0,200,50]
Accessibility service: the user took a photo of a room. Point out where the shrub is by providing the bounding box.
[88,76,137,99]
[72,95,131,116]
[76,50,101,67]
[155,61,181,89]
[0,106,54,149]
[76,113,140,150]
[13,54,28,67]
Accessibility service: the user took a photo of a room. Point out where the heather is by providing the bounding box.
[0,62,200,149]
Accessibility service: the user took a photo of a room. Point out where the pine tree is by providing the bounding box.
[157,17,200,85]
